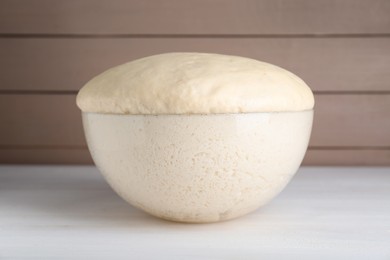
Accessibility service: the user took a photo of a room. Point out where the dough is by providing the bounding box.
[77,52,314,114]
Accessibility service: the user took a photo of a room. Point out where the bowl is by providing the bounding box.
[82,110,313,223]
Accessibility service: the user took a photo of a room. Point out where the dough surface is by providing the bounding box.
[77,52,314,114]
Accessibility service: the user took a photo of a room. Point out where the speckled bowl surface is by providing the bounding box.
[82,110,313,223]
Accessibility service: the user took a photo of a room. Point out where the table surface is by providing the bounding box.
[0,166,389,259]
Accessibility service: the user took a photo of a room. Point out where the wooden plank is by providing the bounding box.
[303,149,390,166]
[311,95,390,147]
[1,38,389,92]
[0,0,389,35]
[0,148,92,164]
[0,95,85,147]
[1,148,389,165]
[0,94,389,147]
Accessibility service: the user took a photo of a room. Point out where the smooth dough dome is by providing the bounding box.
[76,52,314,114]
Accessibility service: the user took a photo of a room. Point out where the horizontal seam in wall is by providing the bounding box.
[0,145,88,150]
[309,146,390,150]
[0,90,79,95]
[1,146,390,151]
[1,33,390,39]
[1,90,390,95]
[314,91,390,95]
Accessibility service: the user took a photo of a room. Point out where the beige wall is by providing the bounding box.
[0,0,389,165]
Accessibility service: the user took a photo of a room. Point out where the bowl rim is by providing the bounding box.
[81,109,314,117]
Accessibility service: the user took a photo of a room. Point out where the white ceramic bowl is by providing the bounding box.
[82,110,313,223]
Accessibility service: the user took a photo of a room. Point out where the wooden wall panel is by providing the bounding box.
[311,95,390,147]
[0,95,84,147]
[0,94,389,147]
[1,38,390,92]
[0,148,92,165]
[0,1,389,166]
[303,150,390,166]
[0,0,389,35]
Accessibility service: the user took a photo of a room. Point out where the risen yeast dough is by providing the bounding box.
[77,53,314,114]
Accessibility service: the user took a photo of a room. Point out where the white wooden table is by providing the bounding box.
[0,166,389,259]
